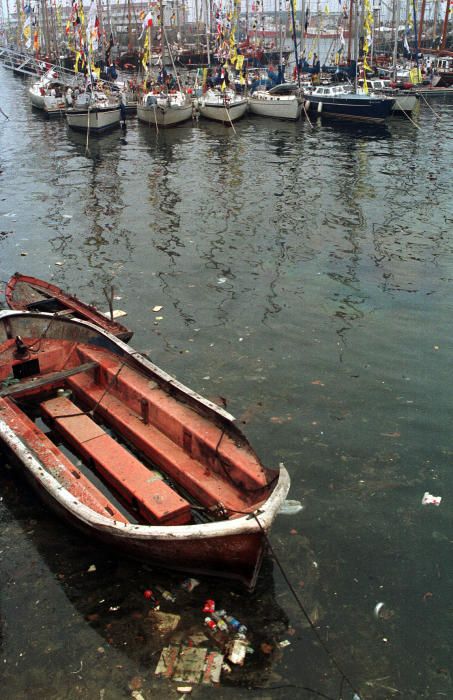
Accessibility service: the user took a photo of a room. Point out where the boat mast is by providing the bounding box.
[392,0,401,80]
[347,0,354,62]
[411,0,419,73]
[300,0,306,62]
[440,0,450,50]
[354,0,359,90]
[205,0,210,64]
[16,0,22,50]
[160,0,164,69]
[194,0,200,59]
[417,0,425,47]
[289,0,300,83]
[127,0,132,53]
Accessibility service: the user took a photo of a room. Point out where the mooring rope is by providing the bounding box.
[226,506,364,700]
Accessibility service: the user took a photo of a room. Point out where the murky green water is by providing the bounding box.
[1,67,453,699]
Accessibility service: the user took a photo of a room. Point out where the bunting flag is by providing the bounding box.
[304,7,310,31]
[139,11,153,39]
[86,0,99,52]
[361,0,374,93]
[142,31,150,71]
[23,15,31,45]
[403,32,410,54]
[33,30,39,51]
[74,50,81,72]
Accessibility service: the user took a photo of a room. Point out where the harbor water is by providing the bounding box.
[1,66,453,699]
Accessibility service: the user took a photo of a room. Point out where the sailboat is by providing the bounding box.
[197,86,248,123]
[66,0,121,133]
[305,0,395,122]
[248,0,302,121]
[197,3,248,124]
[248,86,302,120]
[29,70,68,115]
[136,10,193,128]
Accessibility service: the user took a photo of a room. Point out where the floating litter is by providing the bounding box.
[278,499,304,515]
[422,492,442,506]
[374,602,385,619]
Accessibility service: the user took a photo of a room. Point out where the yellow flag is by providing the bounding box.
[221,80,226,91]
[74,51,81,72]
[236,54,244,70]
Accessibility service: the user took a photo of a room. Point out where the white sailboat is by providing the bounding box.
[248,84,302,120]
[137,90,193,127]
[29,70,69,115]
[66,90,120,132]
[136,9,193,128]
[197,88,248,123]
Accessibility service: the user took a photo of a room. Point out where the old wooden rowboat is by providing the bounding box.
[5,273,133,342]
[0,310,290,588]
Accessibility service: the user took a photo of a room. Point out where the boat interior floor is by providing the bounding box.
[0,342,273,528]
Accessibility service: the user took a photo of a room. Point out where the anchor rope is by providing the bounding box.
[228,505,363,700]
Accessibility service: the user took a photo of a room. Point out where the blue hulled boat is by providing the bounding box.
[304,84,395,123]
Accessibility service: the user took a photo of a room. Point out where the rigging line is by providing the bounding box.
[228,507,364,700]
[303,100,314,128]
[224,97,237,135]
[394,100,421,129]
[419,91,441,119]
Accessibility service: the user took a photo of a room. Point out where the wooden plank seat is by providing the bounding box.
[0,361,98,398]
[40,396,192,526]
[66,371,256,514]
[73,346,270,492]
[0,397,127,523]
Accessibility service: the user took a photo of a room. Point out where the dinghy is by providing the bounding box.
[5,273,132,341]
[0,311,290,588]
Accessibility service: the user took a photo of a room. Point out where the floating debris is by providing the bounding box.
[422,492,442,506]
[277,640,291,648]
[101,309,128,319]
[181,578,200,593]
[374,602,385,619]
[87,564,97,573]
[226,636,248,666]
[152,305,163,312]
[155,645,223,685]
[278,499,304,515]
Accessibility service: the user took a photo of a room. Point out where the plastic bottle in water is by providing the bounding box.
[224,615,241,631]
[217,619,229,632]
[204,617,217,630]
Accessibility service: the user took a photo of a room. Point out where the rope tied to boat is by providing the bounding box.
[229,506,364,700]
